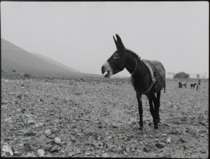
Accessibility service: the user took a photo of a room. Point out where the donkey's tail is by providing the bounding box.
[163,82,166,93]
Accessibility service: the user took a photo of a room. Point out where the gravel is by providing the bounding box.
[1,77,208,157]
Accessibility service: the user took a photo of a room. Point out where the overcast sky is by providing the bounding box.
[1,2,209,77]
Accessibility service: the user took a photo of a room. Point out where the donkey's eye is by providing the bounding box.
[113,54,120,59]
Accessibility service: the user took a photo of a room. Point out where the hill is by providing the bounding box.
[32,53,80,73]
[1,38,89,79]
[174,72,190,79]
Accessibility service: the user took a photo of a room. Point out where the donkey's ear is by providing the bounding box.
[115,34,125,49]
[113,36,120,50]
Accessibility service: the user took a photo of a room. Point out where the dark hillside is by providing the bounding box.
[1,39,86,78]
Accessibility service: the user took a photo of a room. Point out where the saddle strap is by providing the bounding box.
[142,60,156,94]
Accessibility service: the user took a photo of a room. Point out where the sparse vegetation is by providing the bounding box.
[174,72,189,79]
[23,73,31,78]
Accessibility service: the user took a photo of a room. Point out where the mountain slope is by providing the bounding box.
[1,38,83,78]
[32,53,80,73]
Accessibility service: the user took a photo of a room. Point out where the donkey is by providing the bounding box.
[101,34,166,129]
[190,79,201,90]
[178,81,187,88]
[190,83,197,89]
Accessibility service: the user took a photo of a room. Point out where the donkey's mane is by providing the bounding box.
[126,49,141,61]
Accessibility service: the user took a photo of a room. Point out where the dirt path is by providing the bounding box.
[1,77,208,157]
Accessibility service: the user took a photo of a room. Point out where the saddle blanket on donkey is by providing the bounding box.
[142,59,166,93]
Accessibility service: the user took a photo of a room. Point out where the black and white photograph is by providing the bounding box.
[1,1,209,158]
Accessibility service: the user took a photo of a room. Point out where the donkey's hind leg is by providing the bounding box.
[148,94,158,129]
[156,91,161,123]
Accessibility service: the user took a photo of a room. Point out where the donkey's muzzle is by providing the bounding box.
[101,62,113,78]
[101,66,105,74]
[101,65,110,78]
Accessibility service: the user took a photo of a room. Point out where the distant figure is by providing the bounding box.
[198,79,201,85]
[178,81,187,88]
[196,79,201,91]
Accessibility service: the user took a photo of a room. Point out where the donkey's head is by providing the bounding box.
[101,34,127,78]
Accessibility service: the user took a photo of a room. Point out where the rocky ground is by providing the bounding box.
[1,76,209,157]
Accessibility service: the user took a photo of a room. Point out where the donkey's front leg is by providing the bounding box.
[136,92,143,129]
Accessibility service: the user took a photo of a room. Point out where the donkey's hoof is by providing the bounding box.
[138,126,143,130]
[154,125,158,129]
[138,121,143,130]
